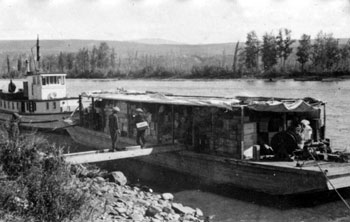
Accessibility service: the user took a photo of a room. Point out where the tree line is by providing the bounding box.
[242,29,350,77]
[1,29,350,79]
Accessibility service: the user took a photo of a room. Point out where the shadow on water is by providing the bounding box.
[95,158,350,211]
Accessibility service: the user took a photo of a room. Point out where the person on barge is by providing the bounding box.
[134,108,148,148]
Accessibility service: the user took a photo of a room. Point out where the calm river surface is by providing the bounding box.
[2,78,350,222]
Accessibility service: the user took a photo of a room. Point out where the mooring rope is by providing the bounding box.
[308,149,350,212]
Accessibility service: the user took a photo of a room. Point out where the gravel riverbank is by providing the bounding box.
[66,166,206,222]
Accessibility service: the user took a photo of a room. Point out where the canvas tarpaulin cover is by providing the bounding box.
[82,90,241,110]
[82,90,322,112]
[247,100,319,113]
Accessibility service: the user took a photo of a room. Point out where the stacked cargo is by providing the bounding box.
[118,102,129,136]
[193,107,212,152]
[158,105,173,144]
[238,122,258,150]
[213,114,257,156]
[143,111,157,144]
[213,118,239,155]
[99,99,258,155]
[190,108,257,156]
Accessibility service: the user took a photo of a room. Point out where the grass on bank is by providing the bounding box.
[0,132,88,222]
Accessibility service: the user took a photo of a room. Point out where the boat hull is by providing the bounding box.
[66,125,350,195]
[0,111,74,132]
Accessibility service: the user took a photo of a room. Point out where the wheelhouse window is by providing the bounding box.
[42,77,46,85]
[53,101,56,109]
[58,76,65,85]
[46,102,50,110]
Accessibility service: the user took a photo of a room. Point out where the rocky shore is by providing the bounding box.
[71,166,206,222]
[0,129,207,221]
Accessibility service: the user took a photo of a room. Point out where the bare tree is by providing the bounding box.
[232,41,240,73]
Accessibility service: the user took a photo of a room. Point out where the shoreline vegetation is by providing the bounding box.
[0,130,206,222]
[1,29,349,81]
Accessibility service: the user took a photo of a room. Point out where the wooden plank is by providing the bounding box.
[327,175,350,190]
[64,145,184,164]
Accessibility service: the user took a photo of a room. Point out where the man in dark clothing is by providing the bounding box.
[8,80,16,93]
[109,106,121,151]
[135,108,147,148]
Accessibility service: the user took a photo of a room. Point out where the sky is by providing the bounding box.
[0,0,349,44]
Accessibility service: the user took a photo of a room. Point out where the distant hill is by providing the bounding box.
[0,38,348,58]
[0,37,348,70]
[0,39,236,58]
[130,38,186,45]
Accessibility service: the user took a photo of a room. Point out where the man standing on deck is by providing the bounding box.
[135,108,147,148]
[109,106,121,151]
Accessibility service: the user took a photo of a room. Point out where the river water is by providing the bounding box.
[2,78,350,221]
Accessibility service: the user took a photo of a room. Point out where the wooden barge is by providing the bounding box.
[65,89,350,195]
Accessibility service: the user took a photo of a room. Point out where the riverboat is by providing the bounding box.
[65,89,350,195]
[0,37,78,131]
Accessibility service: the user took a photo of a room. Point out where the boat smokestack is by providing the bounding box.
[36,35,40,70]
[6,55,10,74]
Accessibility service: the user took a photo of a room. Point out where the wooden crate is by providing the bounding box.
[243,122,257,134]
[244,133,257,148]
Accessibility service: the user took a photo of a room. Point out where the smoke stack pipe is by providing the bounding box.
[36,35,40,70]
[6,55,10,74]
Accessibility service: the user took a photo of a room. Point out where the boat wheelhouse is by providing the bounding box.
[66,89,350,195]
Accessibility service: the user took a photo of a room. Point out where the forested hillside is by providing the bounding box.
[0,30,349,79]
